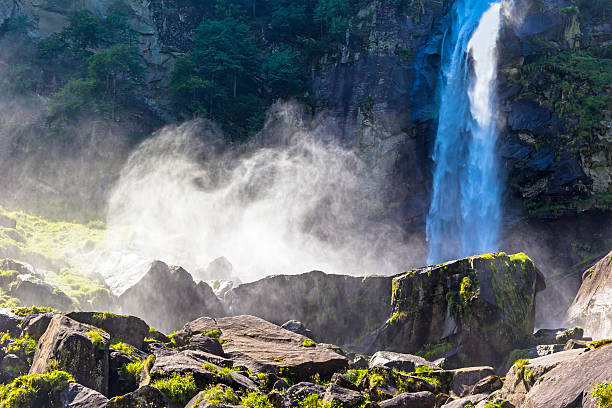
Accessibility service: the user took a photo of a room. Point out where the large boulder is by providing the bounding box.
[360,253,545,366]
[497,345,612,407]
[226,271,394,346]
[9,275,75,311]
[66,311,150,349]
[119,261,225,333]
[378,391,436,408]
[29,315,110,395]
[174,315,348,379]
[566,249,612,339]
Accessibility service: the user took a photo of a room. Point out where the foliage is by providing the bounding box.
[111,341,135,355]
[416,342,452,361]
[151,372,198,405]
[11,306,56,317]
[588,339,612,350]
[592,383,612,408]
[0,371,74,408]
[343,369,367,386]
[302,339,316,347]
[240,391,275,408]
[299,393,333,408]
[514,359,534,386]
[87,330,106,349]
[194,384,240,405]
[5,335,36,364]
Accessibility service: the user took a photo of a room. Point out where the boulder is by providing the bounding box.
[378,392,436,408]
[0,309,23,335]
[150,347,227,389]
[21,312,54,339]
[106,385,181,408]
[361,253,545,366]
[323,383,364,407]
[174,315,348,379]
[369,351,437,372]
[226,271,394,346]
[470,375,503,395]
[566,249,612,339]
[497,345,612,407]
[183,333,225,356]
[281,320,315,341]
[440,394,490,408]
[29,315,110,395]
[448,367,495,397]
[9,276,74,311]
[119,261,225,333]
[60,383,109,408]
[66,312,150,349]
[109,349,140,397]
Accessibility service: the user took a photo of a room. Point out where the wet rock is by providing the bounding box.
[106,385,181,408]
[119,261,225,333]
[29,315,110,395]
[369,351,437,372]
[567,250,612,340]
[60,383,109,408]
[362,253,545,367]
[497,346,612,407]
[67,311,150,350]
[378,391,435,408]
[323,383,364,407]
[174,315,348,379]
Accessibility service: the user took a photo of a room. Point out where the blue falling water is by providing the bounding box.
[426,0,503,264]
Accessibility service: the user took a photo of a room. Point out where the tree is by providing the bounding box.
[263,47,305,99]
[314,0,349,42]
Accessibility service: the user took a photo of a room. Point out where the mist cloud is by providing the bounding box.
[96,103,417,292]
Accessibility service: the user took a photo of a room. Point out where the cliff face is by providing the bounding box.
[1,0,610,269]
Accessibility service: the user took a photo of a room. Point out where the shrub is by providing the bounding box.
[592,383,612,408]
[11,306,56,317]
[343,369,367,386]
[111,341,134,355]
[6,335,36,363]
[241,391,274,408]
[151,372,198,405]
[0,371,74,408]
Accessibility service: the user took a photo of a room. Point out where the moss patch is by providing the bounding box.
[151,372,198,405]
[0,370,74,408]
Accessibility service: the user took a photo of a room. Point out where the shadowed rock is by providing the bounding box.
[67,311,150,350]
[60,383,109,408]
[119,261,225,333]
[106,385,181,408]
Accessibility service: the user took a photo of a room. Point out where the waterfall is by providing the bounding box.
[426,0,503,264]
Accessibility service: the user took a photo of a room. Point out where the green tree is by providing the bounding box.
[263,47,305,98]
[314,0,349,42]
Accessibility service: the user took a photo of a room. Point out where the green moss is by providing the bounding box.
[588,339,612,350]
[5,334,36,364]
[151,372,198,405]
[192,384,239,405]
[483,402,511,408]
[87,330,106,349]
[202,363,218,373]
[459,276,476,307]
[299,393,332,408]
[0,370,74,408]
[302,339,316,347]
[592,383,612,408]
[205,329,222,339]
[110,341,134,355]
[416,343,452,361]
[241,391,275,408]
[514,359,535,386]
[344,369,367,386]
[11,306,56,316]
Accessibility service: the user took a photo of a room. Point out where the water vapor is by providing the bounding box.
[98,103,417,293]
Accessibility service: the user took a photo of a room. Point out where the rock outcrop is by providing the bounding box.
[360,253,545,366]
[172,315,348,379]
[119,261,224,333]
[226,271,394,347]
[498,344,612,407]
[566,249,612,339]
[30,314,110,395]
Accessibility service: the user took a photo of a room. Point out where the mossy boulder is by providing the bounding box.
[29,315,110,395]
[67,312,150,350]
[360,253,545,367]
